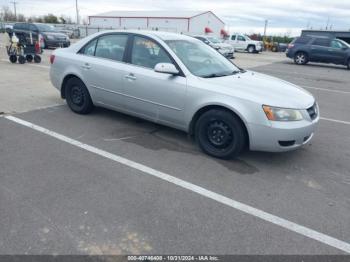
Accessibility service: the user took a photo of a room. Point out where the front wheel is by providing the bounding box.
[294,52,308,65]
[9,54,17,63]
[65,78,94,114]
[195,109,247,159]
[18,55,26,64]
[347,59,350,70]
[247,45,256,53]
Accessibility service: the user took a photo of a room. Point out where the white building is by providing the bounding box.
[88,11,227,37]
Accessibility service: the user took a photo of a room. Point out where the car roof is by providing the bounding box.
[91,30,196,41]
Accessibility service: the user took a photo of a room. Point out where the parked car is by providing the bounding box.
[193,35,234,58]
[286,36,350,69]
[0,23,13,33]
[13,23,70,49]
[50,30,319,159]
[224,33,263,53]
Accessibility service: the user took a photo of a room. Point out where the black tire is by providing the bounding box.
[65,78,94,114]
[26,55,33,62]
[9,54,17,63]
[247,45,256,53]
[347,59,350,70]
[294,51,308,65]
[18,55,26,64]
[195,109,247,159]
[34,55,41,63]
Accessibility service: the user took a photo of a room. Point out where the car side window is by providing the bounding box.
[331,40,343,49]
[29,24,37,32]
[131,36,173,69]
[81,39,97,56]
[95,34,128,62]
[231,35,236,40]
[312,38,330,47]
[21,24,29,31]
[237,35,245,41]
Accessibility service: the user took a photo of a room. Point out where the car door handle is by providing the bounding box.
[81,63,91,70]
[125,73,137,81]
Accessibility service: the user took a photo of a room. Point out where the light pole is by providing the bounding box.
[76,0,80,24]
[10,1,18,20]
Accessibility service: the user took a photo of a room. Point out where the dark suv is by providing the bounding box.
[286,36,350,69]
[13,23,70,49]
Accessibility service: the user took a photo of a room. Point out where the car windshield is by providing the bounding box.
[245,35,251,41]
[35,24,56,32]
[207,37,222,44]
[337,39,350,48]
[166,39,240,78]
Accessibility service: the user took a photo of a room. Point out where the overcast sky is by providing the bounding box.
[1,0,350,35]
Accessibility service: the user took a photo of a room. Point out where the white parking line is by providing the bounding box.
[321,117,350,125]
[0,59,50,69]
[3,115,350,254]
[302,86,350,95]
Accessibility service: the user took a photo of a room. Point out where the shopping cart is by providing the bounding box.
[6,31,42,64]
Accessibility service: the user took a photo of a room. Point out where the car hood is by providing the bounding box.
[199,71,315,109]
[250,40,262,45]
[212,43,233,49]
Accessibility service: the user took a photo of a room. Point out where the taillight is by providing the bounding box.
[288,44,294,49]
[50,55,55,64]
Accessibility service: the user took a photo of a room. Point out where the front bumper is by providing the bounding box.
[219,50,234,58]
[248,115,319,152]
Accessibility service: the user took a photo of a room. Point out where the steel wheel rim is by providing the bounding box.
[71,86,84,106]
[207,120,233,148]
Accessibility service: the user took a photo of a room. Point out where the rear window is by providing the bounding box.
[95,34,128,62]
[294,37,312,44]
[312,38,331,47]
[14,23,26,30]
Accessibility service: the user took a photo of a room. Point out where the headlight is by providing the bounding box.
[262,105,303,121]
[46,35,55,40]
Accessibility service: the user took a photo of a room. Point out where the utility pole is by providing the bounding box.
[76,0,80,24]
[263,19,268,39]
[10,1,18,20]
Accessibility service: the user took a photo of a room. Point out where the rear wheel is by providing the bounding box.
[26,55,33,62]
[65,78,94,114]
[347,59,350,70]
[34,55,41,63]
[195,109,247,159]
[294,52,308,65]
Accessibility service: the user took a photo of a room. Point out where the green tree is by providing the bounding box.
[43,14,59,24]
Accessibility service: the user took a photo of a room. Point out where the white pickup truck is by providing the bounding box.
[224,34,263,53]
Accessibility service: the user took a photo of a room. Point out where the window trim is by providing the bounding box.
[331,40,344,49]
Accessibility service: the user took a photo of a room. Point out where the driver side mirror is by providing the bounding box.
[154,63,179,75]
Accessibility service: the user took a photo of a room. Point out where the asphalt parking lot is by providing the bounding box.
[1,35,350,255]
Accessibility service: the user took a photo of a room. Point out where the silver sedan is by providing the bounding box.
[50,30,319,159]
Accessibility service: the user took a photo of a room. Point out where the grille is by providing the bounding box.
[307,103,318,120]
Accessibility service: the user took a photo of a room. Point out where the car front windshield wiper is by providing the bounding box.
[202,70,240,78]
